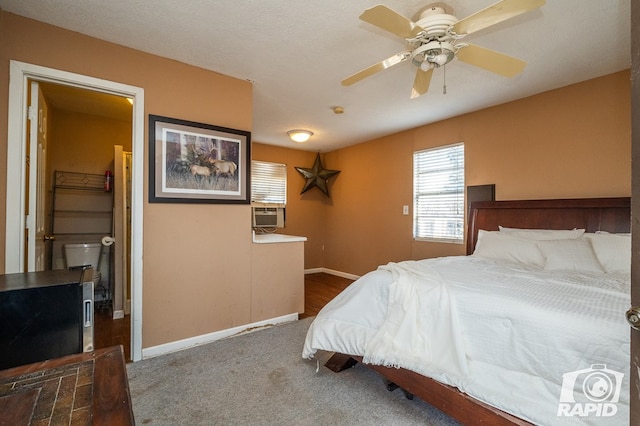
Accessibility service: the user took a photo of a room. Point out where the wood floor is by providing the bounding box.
[94,304,131,362]
[299,272,354,319]
[94,272,354,362]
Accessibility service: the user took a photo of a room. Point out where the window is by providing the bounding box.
[251,160,287,205]
[413,143,465,242]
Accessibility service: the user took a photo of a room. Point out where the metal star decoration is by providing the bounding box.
[295,153,340,197]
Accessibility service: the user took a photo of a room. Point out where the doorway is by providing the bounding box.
[6,60,144,362]
[40,83,132,358]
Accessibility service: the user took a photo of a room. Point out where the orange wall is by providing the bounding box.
[50,109,132,174]
[0,11,254,348]
[324,71,631,275]
[250,144,326,269]
[254,71,631,276]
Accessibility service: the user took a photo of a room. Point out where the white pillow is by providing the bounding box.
[584,233,631,273]
[473,230,545,267]
[536,239,604,273]
[498,226,585,240]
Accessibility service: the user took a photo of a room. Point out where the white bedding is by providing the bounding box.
[302,256,630,426]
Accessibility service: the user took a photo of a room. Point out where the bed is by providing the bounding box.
[302,197,631,426]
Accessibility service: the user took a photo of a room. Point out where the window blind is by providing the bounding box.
[413,143,465,242]
[251,160,287,205]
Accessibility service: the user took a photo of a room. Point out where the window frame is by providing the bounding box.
[251,160,287,206]
[412,142,465,243]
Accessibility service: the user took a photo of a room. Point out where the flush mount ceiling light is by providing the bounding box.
[287,129,314,143]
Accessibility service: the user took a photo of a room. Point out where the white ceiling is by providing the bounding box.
[1,0,630,152]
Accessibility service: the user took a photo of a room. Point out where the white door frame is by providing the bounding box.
[6,60,144,362]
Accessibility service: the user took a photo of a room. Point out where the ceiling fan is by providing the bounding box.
[342,0,545,98]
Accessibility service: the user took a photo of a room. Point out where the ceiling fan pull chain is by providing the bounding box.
[443,64,447,95]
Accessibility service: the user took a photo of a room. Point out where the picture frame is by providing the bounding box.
[149,114,251,204]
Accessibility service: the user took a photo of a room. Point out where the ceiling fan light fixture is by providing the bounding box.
[420,60,434,71]
[432,53,450,66]
[287,129,313,143]
[412,41,456,68]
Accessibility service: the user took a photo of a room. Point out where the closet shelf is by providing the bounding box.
[52,232,110,236]
[54,170,109,191]
[52,209,112,214]
[51,170,114,242]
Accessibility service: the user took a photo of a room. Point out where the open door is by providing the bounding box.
[26,81,50,272]
[629,1,640,423]
[112,145,130,319]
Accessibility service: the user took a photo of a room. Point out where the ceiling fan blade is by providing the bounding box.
[410,68,433,99]
[342,51,411,86]
[456,44,526,77]
[359,5,423,38]
[452,0,545,36]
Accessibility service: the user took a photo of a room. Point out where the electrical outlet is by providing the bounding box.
[402,205,409,215]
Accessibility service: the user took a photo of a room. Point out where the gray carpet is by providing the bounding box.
[127,318,461,425]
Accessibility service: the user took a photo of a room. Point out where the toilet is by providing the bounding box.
[64,243,102,286]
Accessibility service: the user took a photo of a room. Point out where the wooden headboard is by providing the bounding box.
[466,197,631,255]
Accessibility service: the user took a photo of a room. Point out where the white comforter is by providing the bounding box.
[302,256,630,426]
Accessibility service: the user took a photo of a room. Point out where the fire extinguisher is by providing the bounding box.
[104,171,112,191]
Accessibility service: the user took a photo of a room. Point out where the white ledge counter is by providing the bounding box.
[252,233,307,244]
[250,232,306,321]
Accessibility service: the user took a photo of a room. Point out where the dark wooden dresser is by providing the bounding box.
[0,345,134,425]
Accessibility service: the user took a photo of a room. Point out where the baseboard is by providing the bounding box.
[322,268,360,280]
[141,313,299,360]
[304,267,360,281]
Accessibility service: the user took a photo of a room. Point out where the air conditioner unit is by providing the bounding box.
[252,206,284,228]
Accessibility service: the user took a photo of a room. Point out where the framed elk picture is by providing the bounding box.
[149,115,251,204]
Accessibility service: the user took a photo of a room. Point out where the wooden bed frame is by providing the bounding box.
[466,197,631,255]
[325,197,631,426]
